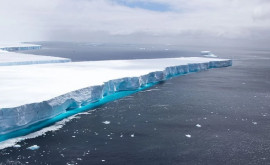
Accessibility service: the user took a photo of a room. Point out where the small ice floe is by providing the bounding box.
[101,160,106,162]
[13,144,21,148]
[131,134,135,138]
[196,124,202,128]
[201,51,217,58]
[185,134,191,138]
[72,136,76,138]
[102,121,111,125]
[252,121,258,125]
[120,134,123,138]
[27,145,40,150]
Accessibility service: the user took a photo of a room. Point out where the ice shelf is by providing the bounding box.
[0,50,71,66]
[0,57,232,134]
[0,43,41,51]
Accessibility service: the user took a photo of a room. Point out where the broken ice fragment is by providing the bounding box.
[102,121,111,125]
[27,145,40,150]
[185,134,191,138]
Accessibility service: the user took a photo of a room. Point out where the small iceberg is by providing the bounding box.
[13,144,21,148]
[201,51,217,58]
[185,134,191,138]
[27,145,40,150]
[102,121,111,125]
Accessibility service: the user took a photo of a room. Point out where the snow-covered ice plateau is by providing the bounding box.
[0,57,232,135]
[0,50,71,66]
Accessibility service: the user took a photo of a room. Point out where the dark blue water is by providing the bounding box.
[0,42,270,165]
[20,41,200,61]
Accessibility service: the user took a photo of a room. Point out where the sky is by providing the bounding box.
[0,0,269,48]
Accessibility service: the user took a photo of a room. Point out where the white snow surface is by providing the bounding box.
[0,57,232,134]
[0,50,71,66]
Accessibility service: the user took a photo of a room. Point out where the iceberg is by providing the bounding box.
[0,43,41,51]
[0,50,71,66]
[0,57,232,136]
[201,51,217,58]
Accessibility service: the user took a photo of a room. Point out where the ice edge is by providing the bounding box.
[0,59,232,136]
[0,44,41,51]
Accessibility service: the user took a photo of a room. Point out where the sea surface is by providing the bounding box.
[0,42,270,165]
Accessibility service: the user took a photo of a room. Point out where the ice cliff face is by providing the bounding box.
[0,59,232,135]
[0,43,41,51]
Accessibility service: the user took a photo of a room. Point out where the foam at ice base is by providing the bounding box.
[0,57,232,136]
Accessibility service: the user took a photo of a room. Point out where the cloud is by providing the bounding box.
[0,0,269,47]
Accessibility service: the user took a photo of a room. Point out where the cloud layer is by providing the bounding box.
[0,0,269,47]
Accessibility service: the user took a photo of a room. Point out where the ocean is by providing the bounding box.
[0,42,270,165]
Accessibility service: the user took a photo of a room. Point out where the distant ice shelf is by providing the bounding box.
[0,50,71,66]
[0,57,232,135]
[0,43,41,51]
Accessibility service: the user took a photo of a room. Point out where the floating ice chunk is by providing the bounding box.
[201,51,217,58]
[131,134,135,138]
[27,145,40,150]
[102,121,111,125]
[252,122,258,125]
[185,134,191,138]
[13,144,21,148]
[196,124,202,128]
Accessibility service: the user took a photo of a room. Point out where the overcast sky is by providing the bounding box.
[0,0,269,47]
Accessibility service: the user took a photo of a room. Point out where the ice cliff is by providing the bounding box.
[0,58,232,135]
[0,43,41,51]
